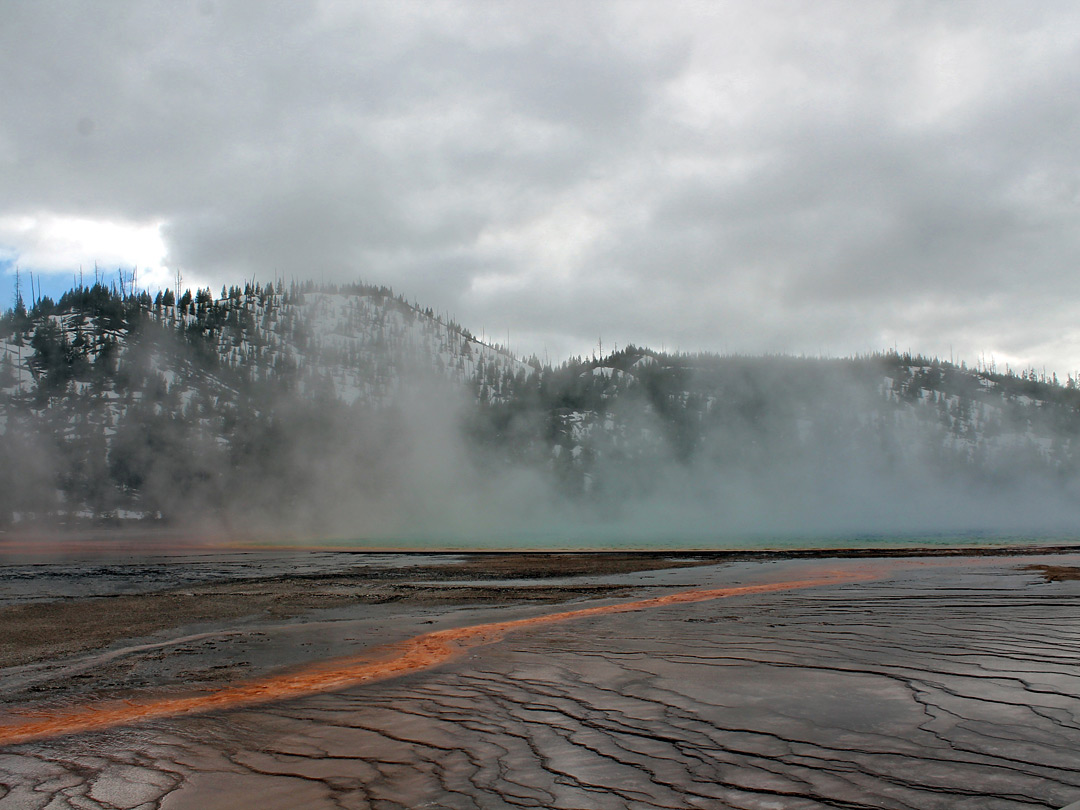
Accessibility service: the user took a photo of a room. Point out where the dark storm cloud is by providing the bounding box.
[2,1,1080,371]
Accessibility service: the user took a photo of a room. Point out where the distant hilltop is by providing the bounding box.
[2,280,1079,540]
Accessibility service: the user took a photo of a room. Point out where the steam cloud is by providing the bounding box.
[2,287,1079,548]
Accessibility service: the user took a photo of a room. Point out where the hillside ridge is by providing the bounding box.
[2,280,1079,538]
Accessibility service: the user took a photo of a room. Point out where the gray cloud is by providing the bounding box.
[3,0,1080,373]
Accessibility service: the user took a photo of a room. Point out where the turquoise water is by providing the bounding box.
[306,531,1080,552]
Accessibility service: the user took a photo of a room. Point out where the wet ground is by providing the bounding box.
[0,548,1078,809]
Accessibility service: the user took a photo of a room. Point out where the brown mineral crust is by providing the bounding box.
[403,552,708,578]
[0,551,733,673]
[1023,563,1080,581]
[0,581,633,671]
[1,552,1079,809]
[0,569,873,746]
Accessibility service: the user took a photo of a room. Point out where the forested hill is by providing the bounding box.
[2,280,1079,540]
[0,280,529,531]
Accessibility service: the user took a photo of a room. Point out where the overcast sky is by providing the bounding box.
[2,1,1079,374]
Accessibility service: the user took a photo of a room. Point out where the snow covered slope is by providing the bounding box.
[1,281,1078,535]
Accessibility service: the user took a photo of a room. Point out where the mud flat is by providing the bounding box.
[0,548,1078,809]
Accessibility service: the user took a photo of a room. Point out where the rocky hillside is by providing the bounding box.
[2,281,1079,540]
[0,281,530,529]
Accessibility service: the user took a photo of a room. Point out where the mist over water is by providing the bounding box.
[459,359,1080,550]
[2,287,1079,549]
[298,363,1080,550]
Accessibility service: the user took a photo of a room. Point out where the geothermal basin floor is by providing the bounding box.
[0,549,1078,809]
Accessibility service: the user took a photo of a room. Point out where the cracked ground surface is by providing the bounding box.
[0,550,1078,809]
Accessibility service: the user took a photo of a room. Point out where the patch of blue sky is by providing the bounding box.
[0,252,133,311]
